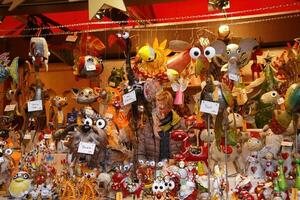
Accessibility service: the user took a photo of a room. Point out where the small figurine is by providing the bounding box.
[71,87,100,105]
[8,171,32,198]
[279,139,294,177]
[262,151,277,180]
[73,55,104,80]
[246,152,265,179]
[29,37,50,71]
[0,142,14,190]
[0,52,19,83]
[49,90,70,129]
[107,67,125,88]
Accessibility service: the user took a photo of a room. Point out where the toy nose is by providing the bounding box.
[229,57,237,64]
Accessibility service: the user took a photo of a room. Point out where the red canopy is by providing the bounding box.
[0,0,299,37]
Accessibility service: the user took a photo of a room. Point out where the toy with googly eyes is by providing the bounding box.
[167,40,216,77]
[164,174,181,199]
[73,55,104,80]
[0,141,15,189]
[8,171,32,198]
[108,31,131,54]
[152,178,167,200]
[53,113,107,168]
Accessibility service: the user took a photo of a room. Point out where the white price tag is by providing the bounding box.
[281,141,293,147]
[277,97,285,105]
[24,134,32,140]
[78,142,96,155]
[85,62,96,71]
[228,73,240,81]
[65,34,78,42]
[109,81,116,87]
[123,90,137,105]
[44,134,52,139]
[4,104,16,112]
[200,100,219,115]
[28,100,43,112]
[0,157,4,163]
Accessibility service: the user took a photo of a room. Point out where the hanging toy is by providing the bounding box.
[170,76,189,105]
[73,55,104,79]
[133,38,172,80]
[29,37,50,72]
[0,52,19,84]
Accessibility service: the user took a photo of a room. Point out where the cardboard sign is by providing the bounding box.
[228,73,239,81]
[281,141,293,147]
[277,97,285,105]
[200,100,219,115]
[24,134,32,140]
[4,104,16,112]
[78,142,96,155]
[123,90,137,105]
[65,34,78,42]
[44,134,52,139]
[85,61,96,71]
[28,100,43,112]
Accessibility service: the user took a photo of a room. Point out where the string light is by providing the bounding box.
[0,3,299,38]
[0,1,299,33]
[0,12,299,39]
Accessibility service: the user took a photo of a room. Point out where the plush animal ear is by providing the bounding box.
[210,40,226,55]
[239,38,259,53]
[71,88,80,96]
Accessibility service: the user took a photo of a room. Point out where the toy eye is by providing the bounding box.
[189,47,201,59]
[138,160,144,165]
[146,161,150,166]
[89,91,93,95]
[226,50,231,55]
[152,183,159,193]
[204,47,216,59]
[87,57,94,62]
[164,182,169,187]
[237,49,241,54]
[271,92,277,97]
[150,161,155,167]
[84,118,93,126]
[5,148,12,155]
[124,165,129,171]
[80,91,84,96]
[168,181,175,190]
[23,173,29,179]
[90,172,95,177]
[13,174,18,179]
[117,33,122,38]
[158,182,165,192]
[157,162,163,168]
[122,32,129,39]
[96,118,106,129]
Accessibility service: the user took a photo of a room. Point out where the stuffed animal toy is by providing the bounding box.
[0,142,14,190]
[73,55,104,80]
[71,87,100,105]
[53,113,107,168]
[0,52,19,83]
[8,171,32,198]
[29,37,50,72]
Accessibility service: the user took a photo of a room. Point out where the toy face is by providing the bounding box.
[108,67,125,88]
[152,179,167,199]
[247,138,263,151]
[72,87,99,104]
[9,171,31,198]
[226,44,241,61]
[52,96,67,108]
[228,113,243,128]
[200,129,215,143]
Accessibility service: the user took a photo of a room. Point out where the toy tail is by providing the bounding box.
[8,57,19,84]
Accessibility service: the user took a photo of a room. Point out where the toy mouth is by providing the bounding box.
[81,125,91,132]
[156,193,162,199]
[15,178,24,183]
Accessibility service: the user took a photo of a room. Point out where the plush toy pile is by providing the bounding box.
[1,30,300,200]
